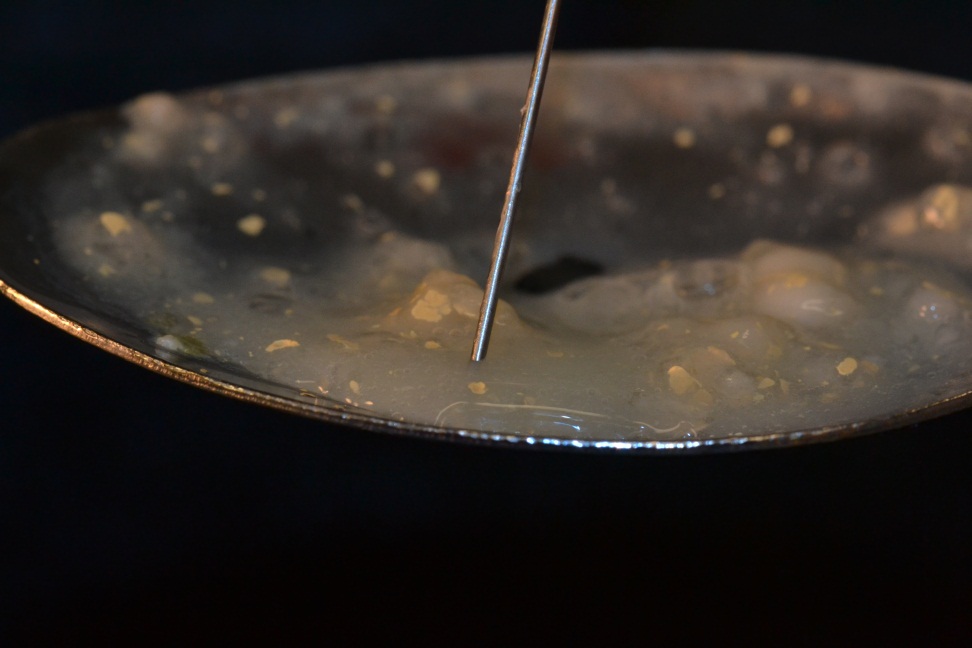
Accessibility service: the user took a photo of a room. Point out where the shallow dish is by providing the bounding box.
[4,51,972,451]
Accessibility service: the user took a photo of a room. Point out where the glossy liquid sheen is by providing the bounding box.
[47,93,972,442]
[55,205,972,441]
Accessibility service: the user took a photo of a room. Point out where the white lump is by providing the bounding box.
[867,184,972,267]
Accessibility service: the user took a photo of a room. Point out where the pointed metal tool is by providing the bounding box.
[471,0,562,362]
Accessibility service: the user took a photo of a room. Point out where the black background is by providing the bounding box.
[2,1,971,643]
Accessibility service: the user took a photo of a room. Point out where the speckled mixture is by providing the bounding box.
[44,89,972,441]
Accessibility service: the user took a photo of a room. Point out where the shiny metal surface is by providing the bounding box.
[4,51,972,451]
[472,0,560,361]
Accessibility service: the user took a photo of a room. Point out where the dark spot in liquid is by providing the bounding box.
[514,256,604,294]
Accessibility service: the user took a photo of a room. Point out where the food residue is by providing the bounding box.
[99,211,132,237]
[673,127,696,149]
[192,292,214,304]
[237,214,267,236]
[259,266,291,287]
[766,124,794,148]
[412,168,441,195]
[836,357,859,376]
[265,339,300,352]
[46,85,972,443]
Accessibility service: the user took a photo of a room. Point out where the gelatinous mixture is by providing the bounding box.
[20,60,972,443]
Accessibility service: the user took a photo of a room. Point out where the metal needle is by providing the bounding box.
[471,0,562,362]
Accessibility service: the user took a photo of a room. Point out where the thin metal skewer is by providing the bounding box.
[471,0,562,362]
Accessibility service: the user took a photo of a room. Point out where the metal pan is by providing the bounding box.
[4,51,972,451]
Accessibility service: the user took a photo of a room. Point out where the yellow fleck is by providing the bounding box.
[252,188,268,202]
[327,334,360,351]
[667,365,698,395]
[99,211,132,237]
[349,380,361,395]
[673,127,696,149]
[375,95,397,114]
[790,84,812,107]
[837,357,859,376]
[424,341,442,350]
[192,292,215,304]
[765,273,809,294]
[869,286,885,296]
[375,160,396,178]
[758,377,776,389]
[237,214,267,236]
[546,350,565,358]
[706,346,735,366]
[766,124,794,148]
[266,339,300,353]
[274,107,299,128]
[342,194,364,212]
[730,330,741,339]
[412,168,441,195]
[410,288,451,322]
[468,381,488,395]
[187,315,203,327]
[259,266,291,287]
[211,182,234,196]
[921,185,962,231]
[192,292,216,304]
[201,136,220,154]
[708,183,726,199]
[779,379,791,395]
[141,199,164,213]
[98,263,117,277]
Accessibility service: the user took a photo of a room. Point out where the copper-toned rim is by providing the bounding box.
[5,274,971,452]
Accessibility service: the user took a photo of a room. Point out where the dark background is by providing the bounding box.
[2,1,971,643]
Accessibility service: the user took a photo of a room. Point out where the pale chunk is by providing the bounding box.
[753,274,857,331]
[384,270,521,338]
[866,184,972,267]
[744,239,847,285]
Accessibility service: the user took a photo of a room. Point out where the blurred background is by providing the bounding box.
[2,0,971,643]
